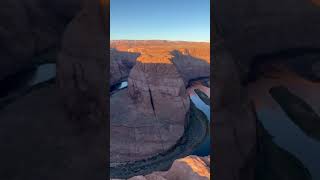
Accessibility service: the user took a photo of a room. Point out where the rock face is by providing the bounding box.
[119,155,211,180]
[213,0,320,180]
[0,1,108,179]
[110,40,210,84]
[110,49,140,86]
[214,0,320,82]
[128,55,190,125]
[110,41,210,163]
[111,54,190,163]
[212,42,257,180]
[0,0,81,81]
[171,50,210,83]
[57,0,107,127]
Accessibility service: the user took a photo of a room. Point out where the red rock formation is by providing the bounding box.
[110,49,140,85]
[111,54,189,163]
[171,50,210,83]
[113,155,211,180]
[110,40,210,163]
[110,40,210,84]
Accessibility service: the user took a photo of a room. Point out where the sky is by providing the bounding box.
[110,0,210,42]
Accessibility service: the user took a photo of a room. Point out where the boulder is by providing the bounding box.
[127,155,211,180]
[163,155,210,180]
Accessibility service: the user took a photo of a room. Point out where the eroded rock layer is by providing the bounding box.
[110,40,210,85]
[110,41,210,163]
[171,50,210,83]
[110,49,140,85]
[111,155,210,180]
[111,55,189,163]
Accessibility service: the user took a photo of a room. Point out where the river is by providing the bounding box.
[187,80,211,156]
[248,71,320,179]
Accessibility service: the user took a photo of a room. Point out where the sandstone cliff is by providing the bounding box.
[110,40,210,85]
[111,155,210,180]
[111,53,189,163]
[110,49,140,85]
[110,41,210,163]
[171,50,210,83]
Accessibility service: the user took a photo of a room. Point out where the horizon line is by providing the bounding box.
[110,39,210,43]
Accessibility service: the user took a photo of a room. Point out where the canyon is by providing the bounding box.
[0,0,211,178]
[110,40,210,178]
[213,0,320,179]
[0,1,108,180]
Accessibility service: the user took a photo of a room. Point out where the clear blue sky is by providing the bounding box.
[110,0,210,42]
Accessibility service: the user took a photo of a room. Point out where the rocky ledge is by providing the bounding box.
[111,155,210,180]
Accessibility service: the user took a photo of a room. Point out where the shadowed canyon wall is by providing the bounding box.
[213,0,320,180]
[110,49,140,85]
[0,0,81,81]
[57,0,107,127]
[0,0,108,179]
[214,0,320,82]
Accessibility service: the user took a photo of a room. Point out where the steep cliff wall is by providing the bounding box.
[213,1,320,180]
[0,0,81,81]
[111,54,189,163]
[57,0,107,127]
[110,41,210,163]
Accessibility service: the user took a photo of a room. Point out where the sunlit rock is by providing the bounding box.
[127,155,211,180]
